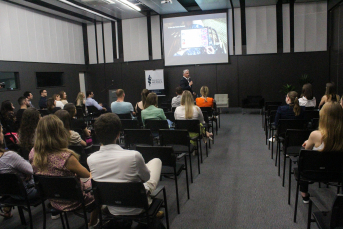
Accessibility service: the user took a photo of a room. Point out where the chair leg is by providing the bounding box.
[184,157,190,200]
[27,205,34,229]
[196,142,200,174]
[282,154,287,187]
[174,171,180,214]
[199,140,203,164]
[64,212,70,229]
[294,182,300,222]
[18,206,26,226]
[83,206,89,229]
[288,162,292,205]
[307,199,312,229]
[42,203,47,229]
[278,143,281,176]
[60,213,66,229]
[98,205,103,229]
[274,140,277,166]
[163,188,170,229]
[188,151,193,183]
[218,108,221,128]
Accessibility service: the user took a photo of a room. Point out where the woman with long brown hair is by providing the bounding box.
[135,89,150,114]
[299,83,316,107]
[59,91,68,105]
[141,93,167,126]
[318,82,340,108]
[300,102,343,203]
[29,115,98,226]
[18,108,40,159]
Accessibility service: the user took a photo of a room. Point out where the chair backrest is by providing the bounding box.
[91,180,148,210]
[0,173,27,197]
[171,107,176,112]
[145,119,169,131]
[38,109,49,117]
[311,118,319,129]
[120,119,139,130]
[124,129,153,147]
[68,145,89,170]
[165,112,175,123]
[269,110,277,124]
[265,101,282,110]
[161,103,171,112]
[330,194,343,228]
[33,175,84,202]
[159,129,190,147]
[298,150,343,183]
[86,106,99,114]
[284,129,312,148]
[267,105,279,115]
[174,120,200,134]
[116,113,132,119]
[202,111,210,124]
[214,94,229,107]
[200,107,213,116]
[304,110,319,123]
[277,119,306,136]
[305,107,315,111]
[136,145,176,167]
[75,106,84,119]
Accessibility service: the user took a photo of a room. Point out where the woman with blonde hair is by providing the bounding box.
[29,115,98,227]
[318,82,340,108]
[274,91,304,125]
[196,86,214,108]
[75,92,86,107]
[300,102,343,203]
[59,91,68,105]
[175,91,213,144]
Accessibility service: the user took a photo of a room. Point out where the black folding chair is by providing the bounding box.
[87,106,101,119]
[263,102,282,131]
[200,107,218,135]
[136,146,190,214]
[116,113,132,119]
[307,194,343,229]
[68,145,89,171]
[275,119,306,176]
[34,175,96,229]
[91,181,169,229]
[145,119,169,143]
[38,109,49,117]
[293,150,343,222]
[165,112,175,123]
[121,119,140,130]
[311,118,319,130]
[124,129,154,150]
[159,129,197,183]
[201,111,214,149]
[0,174,41,229]
[175,119,207,163]
[304,110,319,127]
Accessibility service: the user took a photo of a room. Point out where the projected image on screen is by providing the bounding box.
[163,13,228,66]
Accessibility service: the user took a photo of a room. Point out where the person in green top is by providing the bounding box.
[141,93,167,126]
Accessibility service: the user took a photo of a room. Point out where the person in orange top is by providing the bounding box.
[196,86,214,108]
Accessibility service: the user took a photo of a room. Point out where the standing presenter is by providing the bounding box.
[180,69,196,96]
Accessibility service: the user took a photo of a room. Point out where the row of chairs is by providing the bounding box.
[262,102,343,228]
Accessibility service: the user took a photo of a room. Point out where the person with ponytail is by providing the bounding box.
[318,82,340,108]
[300,102,343,203]
[274,91,305,126]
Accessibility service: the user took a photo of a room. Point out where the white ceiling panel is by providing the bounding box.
[139,0,187,14]
[196,0,231,11]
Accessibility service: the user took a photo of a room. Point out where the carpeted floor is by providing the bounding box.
[1,112,337,228]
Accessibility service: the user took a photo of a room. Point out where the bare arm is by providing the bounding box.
[302,131,322,150]
[65,155,90,178]
[318,95,326,108]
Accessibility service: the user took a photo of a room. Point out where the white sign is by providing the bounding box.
[145,69,164,90]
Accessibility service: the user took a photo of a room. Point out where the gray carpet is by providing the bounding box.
[1,112,337,228]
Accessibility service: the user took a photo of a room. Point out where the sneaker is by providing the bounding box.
[51,213,60,220]
[269,137,275,142]
[302,193,310,204]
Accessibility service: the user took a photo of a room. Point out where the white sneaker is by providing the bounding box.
[51,213,60,220]
[269,137,275,142]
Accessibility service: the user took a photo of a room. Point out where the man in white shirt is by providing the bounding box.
[87,113,161,216]
[171,86,183,108]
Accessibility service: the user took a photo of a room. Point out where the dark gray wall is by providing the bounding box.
[0,61,87,111]
[87,51,330,107]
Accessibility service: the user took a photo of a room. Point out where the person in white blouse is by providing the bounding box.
[53,94,64,109]
[298,83,316,107]
[174,90,213,142]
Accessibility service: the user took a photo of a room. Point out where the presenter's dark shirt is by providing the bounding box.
[39,97,47,109]
[274,104,305,126]
[180,77,193,94]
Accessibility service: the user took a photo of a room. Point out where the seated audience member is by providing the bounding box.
[18,108,40,160]
[0,100,18,133]
[85,91,107,112]
[141,93,167,125]
[196,86,214,108]
[53,94,64,109]
[87,113,162,216]
[135,89,150,114]
[46,98,61,114]
[16,96,29,127]
[171,86,183,108]
[39,89,48,109]
[111,89,135,115]
[55,110,87,147]
[298,83,316,107]
[59,91,68,105]
[300,102,343,203]
[0,123,39,219]
[174,91,213,145]
[23,91,34,108]
[274,91,305,126]
[64,103,91,139]
[29,115,98,227]
[75,92,86,107]
[318,82,340,108]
